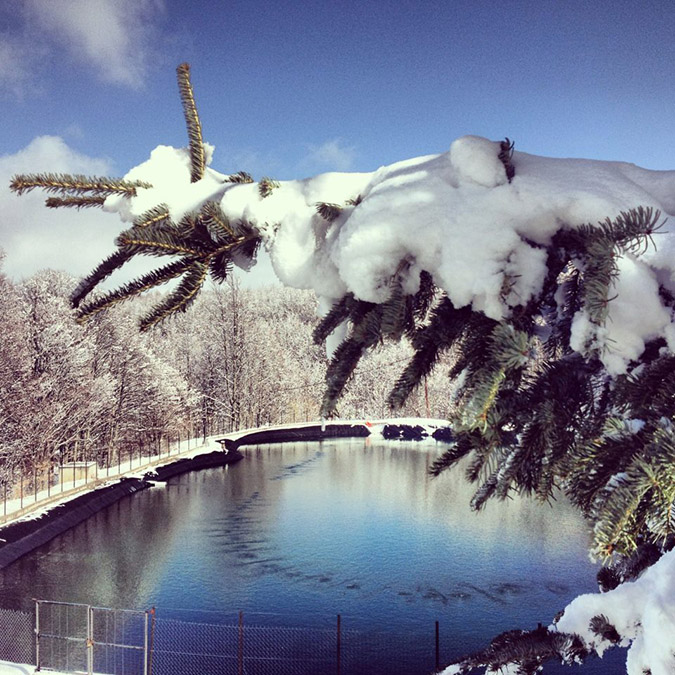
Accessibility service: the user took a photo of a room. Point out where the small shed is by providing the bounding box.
[59,461,97,482]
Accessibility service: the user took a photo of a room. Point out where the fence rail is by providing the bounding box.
[0,433,205,527]
[0,600,448,674]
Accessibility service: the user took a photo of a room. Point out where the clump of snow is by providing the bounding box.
[449,135,509,188]
[104,144,224,224]
[570,255,672,374]
[553,548,675,675]
[105,136,675,375]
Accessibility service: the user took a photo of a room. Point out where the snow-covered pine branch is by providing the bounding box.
[10,63,675,674]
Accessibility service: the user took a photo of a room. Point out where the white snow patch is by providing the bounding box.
[554,548,675,675]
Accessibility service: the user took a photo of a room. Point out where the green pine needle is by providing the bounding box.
[10,173,151,197]
[76,258,194,323]
[140,261,209,331]
[176,63,206,183]
[45,196,106,209]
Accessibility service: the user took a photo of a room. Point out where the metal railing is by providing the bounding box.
[0,434,204,527]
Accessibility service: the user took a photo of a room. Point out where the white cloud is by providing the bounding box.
[0,136,125,280]
[302,139,356,172]
[26,0,165,88]
[0,33,42,99]
[1,0,165,96]
[0,135,281,288]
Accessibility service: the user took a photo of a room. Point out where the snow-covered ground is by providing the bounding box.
[0,662,34,675]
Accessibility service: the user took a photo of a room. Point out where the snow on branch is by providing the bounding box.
[98,130,675,376]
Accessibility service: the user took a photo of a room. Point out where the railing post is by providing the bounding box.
[87,605,94,675]
[238,611,244,675]
[143,609,149,675]
[34,600,41,672]
[147,607,156,675]
[336,614,341,675]
[435,620,440,672]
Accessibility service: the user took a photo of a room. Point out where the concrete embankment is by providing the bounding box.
[0,448,243,570]
[220,421,454,450]
[220,422,370,451]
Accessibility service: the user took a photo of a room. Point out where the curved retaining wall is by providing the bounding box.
[0,449,243,570]
[221,423,370,451]
[221,422,454,450]
[0,421,453,570]
[0,478,149,569]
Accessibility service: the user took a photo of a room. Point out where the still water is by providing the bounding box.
[0,439,624,673]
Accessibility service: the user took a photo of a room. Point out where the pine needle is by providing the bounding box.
[45,196,106,209]
[176,63,206,183]
[10,173,151,197]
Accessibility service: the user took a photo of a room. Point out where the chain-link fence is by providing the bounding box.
[1,600,447,674]
[149,615,349,675]
[35,600,150,674]
[0,606,34,666]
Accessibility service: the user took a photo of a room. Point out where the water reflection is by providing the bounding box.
[0,440,623,673]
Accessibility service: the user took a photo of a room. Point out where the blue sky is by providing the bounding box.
[2,0,675,283]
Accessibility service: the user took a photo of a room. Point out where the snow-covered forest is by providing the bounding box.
[0,256,451,492]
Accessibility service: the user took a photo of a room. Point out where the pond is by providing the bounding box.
[0,439,624,673]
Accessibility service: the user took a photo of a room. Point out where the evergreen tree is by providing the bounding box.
[10,63,675,673]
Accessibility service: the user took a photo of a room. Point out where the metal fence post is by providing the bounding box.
[238,611,244,675]
[147,607,156,675]
[34,600,40,672]
[143,609,149,675]
[337,614,341,675]
[87,605,94,675]
[435,620,440,672]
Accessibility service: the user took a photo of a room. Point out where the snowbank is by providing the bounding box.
[105,136,675,375]
[554,547,675,675]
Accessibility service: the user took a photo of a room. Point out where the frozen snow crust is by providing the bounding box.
[105,136,675,376]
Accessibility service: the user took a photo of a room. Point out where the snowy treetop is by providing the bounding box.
[104,135,675,375]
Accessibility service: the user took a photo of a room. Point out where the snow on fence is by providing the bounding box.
[0,433,203,527]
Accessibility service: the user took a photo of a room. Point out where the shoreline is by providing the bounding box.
[0,419,452,570]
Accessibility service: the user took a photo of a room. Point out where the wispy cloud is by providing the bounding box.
[302,139,357,172]
[0,33,42,99]
[1,0,165,98]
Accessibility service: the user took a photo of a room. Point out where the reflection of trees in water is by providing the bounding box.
[0,488,183,611]
[0,442,594,622]
[318,440,588,556]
